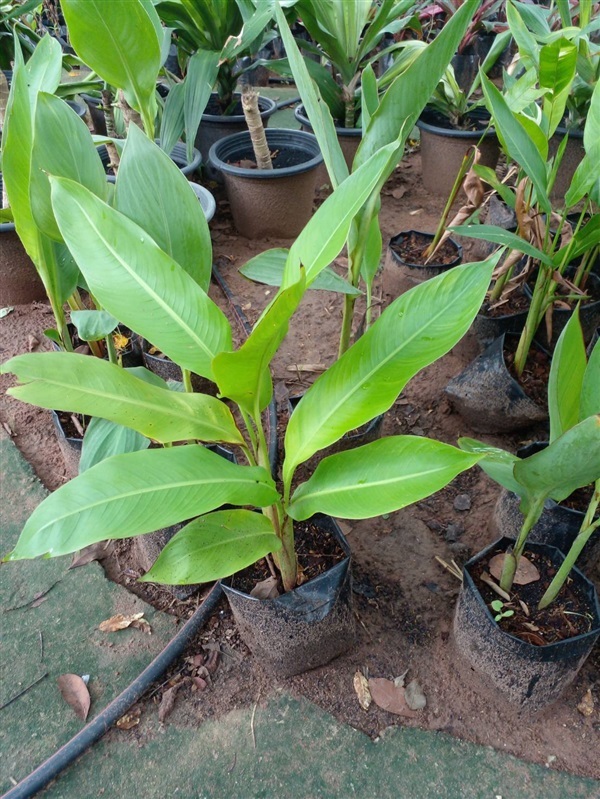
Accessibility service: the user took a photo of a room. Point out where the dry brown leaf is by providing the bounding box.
[405,679,427,710]
[99,612,145,632]
[57,674,91,721]
[489,554,540,585]
[577,689,594,717]
[250,576,280,600]
[70,541,111,569]
[158,684,180,723]
[353,671,372,711]
[368,677,418,717]
[131,618,152,634]
[116,709,141,730]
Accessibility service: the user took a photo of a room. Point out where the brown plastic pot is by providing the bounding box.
[453,536,600,709]
[417,108,499,198]
[208,129,323,239]
[294,103,361,180]
[383,230,462,301]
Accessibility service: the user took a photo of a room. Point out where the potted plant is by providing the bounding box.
[454,337,600,708]
[1,127,497,677]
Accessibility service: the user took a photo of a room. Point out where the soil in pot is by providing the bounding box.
[141,340,216,394]
[383,230,462,301]
[445,333,549,433]
[222,514,355,677]
[51,409,85,479]
[472,289,530,347]
[453,537,600,709]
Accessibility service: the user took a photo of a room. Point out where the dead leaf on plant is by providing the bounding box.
[57,674,91,721]
[116,708,141,730]
[158,684,181,723]
[489,554,540,585]
[353,670,372,711]
[577,689,594,717]
[250,576,280,600]
[368,677,418,717]
[99,612,151,633]
[70,541,111,569]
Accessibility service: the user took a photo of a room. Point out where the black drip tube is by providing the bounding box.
[2,583,223,799]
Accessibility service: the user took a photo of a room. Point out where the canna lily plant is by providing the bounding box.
[1,121,499,593]
[460,309,600,609]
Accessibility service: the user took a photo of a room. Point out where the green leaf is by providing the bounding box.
[481,75,551,215]
[183,49,220,163]
[450,224,553,265]
[30,93,108,241]
[23,33,63,97]
[506,0,540,68]
[115,125,212,290]
[212,275,306,416]
[581,338,600,421]
[70,310,118,342]
[80,417,149,473]
[6,445,279,560]
[61,0,161,134]
[273,2,348,189]
[49,176,232,379]
[458,437,525,499]
[3,352,244,445]
[360,213,383,287]
[240,248,361,295]
[288,437,482,521]
[553,214,600,265]
[515,415,600,504]
[141,509,280,583]
[539,38,577,136]
[548,308,586,442]
[283,256,497,484]
[361,62,379,134]
[159,81,185,158]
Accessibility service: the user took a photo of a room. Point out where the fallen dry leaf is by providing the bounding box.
[489,554,540,585]
[577,689,594,717]
[368,677,418,717]
[116,708,141,730]
[70,541,111,569]
[57,674,91,721]
[405,679,427,711]
[99,612,146,633]
[250,576,280,600]
[158,684,180,723]
[192,675,208,691]
[354,671,372,711]
[131,617,152,634]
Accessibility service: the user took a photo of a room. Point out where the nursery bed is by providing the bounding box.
[1,151,598,781]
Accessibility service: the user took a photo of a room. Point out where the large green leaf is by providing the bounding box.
[481,75,551,215]
[70,310,118,341]
[581,338,600,421]
[2,352,244,445]
[183,49,220,163]
[80,417,150,473]
[115,124,212,290]
[515,415,600,503]
[458,438,524,498]
[357,0,480,168]
[240,248,361,295]
[61,0,161,134]
[539,38,577,136]
[6,446,279,560]
[159,80,185,156]
[288,436,482,521]
[141,509,280,583]
[31,92,108,241]
[283,256,497,484]
[49,177,232,379]
[23,33,63,99]
[213,274,306,416]
[547,309,586,442]
[450,225,553,265]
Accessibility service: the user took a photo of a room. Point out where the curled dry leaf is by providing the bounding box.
[116,708,141,730]
[250,576,280,600]
[158,684,180,724]
[57,674,91,721]
[353,670,372,711]
[99,612,148,633]
[368,677,418,718]
[577,689,594,717]
[489,554,540,586]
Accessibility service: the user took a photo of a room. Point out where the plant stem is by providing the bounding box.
[271,513,297,592]
[538,481,600,609]
[241,86,272,170]
[101,88,120,172]
[499,495,546,592]
[105,333,118,365]
[182,369,193,393]
[513,266,550,377]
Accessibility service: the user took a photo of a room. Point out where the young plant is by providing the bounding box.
[1,132,498,594]
[460,310,600,606]
[490,599,514,622]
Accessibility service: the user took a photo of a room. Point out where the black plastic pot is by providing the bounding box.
[549,123,584,200]
[472,286,529,348]
[494,442,600,565]
[383,230,462,301]
[81,93,107,136]
[445,333,548,433]
[453,536,600,709]
[524,269,600,349]
[208,129,323,239]
[294,103,361,170]
[51,410,83,479]
[97,140,202,182]
[417,107,500,197]
[195,92,277,176]
[141,339,216,394]
[221,514,355,677]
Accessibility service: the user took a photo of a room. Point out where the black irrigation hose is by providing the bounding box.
[1,583,223,799]
[274,95,300,110]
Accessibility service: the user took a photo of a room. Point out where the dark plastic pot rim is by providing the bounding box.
[202,92,277,124]
[463,536,600,649]
[388,230,462,270]
[556,122,584,139]
[208,128,323,179]
[294,104,362,138]
[417,109,496,140]
[514,440,588,519]
[97,139,202,176]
